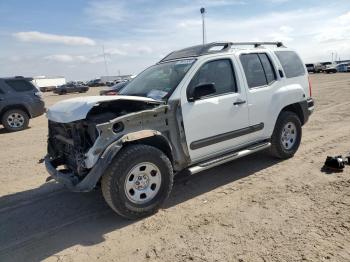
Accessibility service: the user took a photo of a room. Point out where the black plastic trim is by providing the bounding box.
[190,122,264,150]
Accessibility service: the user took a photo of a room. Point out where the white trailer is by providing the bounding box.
[32,76,66,92]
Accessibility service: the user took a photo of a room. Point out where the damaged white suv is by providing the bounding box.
[45,42,314,219]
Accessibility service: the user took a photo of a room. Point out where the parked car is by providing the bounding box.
[336,62,350,72]
[53,82,89,95]
[99,81,129,95]
[87,79,104,87]
[0,76,45,132]
[324,63,337,73]
[305,63,315,73]
[39,86,56,92]
[44,41,314,219]
[314,62,332,73]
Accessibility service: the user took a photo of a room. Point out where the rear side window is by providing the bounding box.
[5,80,34,92]
[274,51,305,78]
[240,53,277,88]
[258,53,276,84]
[189,59,237,96]
[0,87,4,94]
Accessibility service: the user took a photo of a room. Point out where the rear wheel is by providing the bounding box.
[270,111,302,159]
[101,144,173,219]
[1,109,29,132]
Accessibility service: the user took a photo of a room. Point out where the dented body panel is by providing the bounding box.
[45,97,191,191]
[46,95,161,123]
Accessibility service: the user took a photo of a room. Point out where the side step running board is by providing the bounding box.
[188,142,271,175]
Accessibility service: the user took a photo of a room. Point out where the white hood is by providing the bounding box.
[47,96,160,123]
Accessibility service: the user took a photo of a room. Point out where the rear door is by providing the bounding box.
[239,51,282,141]
[4,79,40,113]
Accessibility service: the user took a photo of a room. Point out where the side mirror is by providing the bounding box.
[188,83,216,102]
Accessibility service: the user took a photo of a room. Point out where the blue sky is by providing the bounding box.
[1,0,349,80]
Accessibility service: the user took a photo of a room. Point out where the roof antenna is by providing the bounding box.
[200,7,206,45]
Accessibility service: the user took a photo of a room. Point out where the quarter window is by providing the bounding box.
[274,51,305,78]
[189,59,237,97]
[5,80,34,92]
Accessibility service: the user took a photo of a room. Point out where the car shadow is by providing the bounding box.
[0,151,281,261]
[0,126,32,134]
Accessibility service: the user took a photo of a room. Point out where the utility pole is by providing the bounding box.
[200,7,206,45]
[102,45,109,77]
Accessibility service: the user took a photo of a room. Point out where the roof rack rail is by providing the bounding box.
[230,41,284,48]
[159,41,285,63]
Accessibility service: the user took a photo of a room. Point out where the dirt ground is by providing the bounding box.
[0,74,349,262]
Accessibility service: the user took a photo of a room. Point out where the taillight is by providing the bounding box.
[308,76,312,97]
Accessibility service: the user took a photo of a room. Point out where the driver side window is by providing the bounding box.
[188,59,237,98]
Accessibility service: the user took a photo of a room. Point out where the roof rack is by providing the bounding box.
[231,41,284,48]
[159,41,285,63]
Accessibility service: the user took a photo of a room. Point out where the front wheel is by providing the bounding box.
[101,144,173,219]
[270,111,302,159]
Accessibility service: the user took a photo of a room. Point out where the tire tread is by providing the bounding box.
[101,144,173,219]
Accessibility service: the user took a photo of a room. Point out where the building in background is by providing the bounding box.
[32,76,66,92]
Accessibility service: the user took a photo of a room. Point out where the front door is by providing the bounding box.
[181,57,250,162]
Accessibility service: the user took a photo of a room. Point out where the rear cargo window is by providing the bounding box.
[5,80,34,92]
[274,51,305,78]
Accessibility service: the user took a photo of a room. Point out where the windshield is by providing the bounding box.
[119,59,195,100]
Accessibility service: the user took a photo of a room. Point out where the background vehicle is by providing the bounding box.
[87,79,104,87]
[324,63,337,73]
[315,62,332,73]
[99,80,129,95]
[305,63,315,73]
[45,42,314,219]
[336,62,350,72]
[53,82,89,95]
[0,76,45,131]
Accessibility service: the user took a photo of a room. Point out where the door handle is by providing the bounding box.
[233,99,246,106]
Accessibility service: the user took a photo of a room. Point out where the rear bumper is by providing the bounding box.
[299,98,314,125]
[30,100,46,118]
[307,98,314,115]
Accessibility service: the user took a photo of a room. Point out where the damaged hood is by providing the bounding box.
[47,95,161,123]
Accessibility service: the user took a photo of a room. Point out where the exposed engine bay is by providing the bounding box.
[47,99,162,177]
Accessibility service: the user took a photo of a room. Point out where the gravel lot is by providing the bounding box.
[0,74,349,262]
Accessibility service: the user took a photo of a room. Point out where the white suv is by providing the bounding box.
[44,42,314,219]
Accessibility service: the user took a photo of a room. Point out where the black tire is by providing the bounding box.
[270,111,302,159]
[101,144,174,219]
[1,109,29,132]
